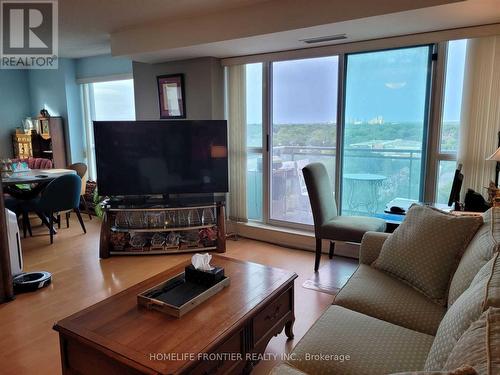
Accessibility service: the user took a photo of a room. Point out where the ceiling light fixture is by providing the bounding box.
[301,34,347,44]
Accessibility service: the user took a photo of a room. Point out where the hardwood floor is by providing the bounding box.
[0,215,357,375]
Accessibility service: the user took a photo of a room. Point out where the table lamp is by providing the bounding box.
[487,146,500,187]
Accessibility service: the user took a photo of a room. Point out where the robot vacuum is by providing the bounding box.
[13,271,52,293]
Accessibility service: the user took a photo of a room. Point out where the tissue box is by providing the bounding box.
[185,265,224,286]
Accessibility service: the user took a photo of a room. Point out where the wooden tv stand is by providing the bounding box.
[99,200,226,258]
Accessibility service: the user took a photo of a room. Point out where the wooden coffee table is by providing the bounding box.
[53,255,297,374]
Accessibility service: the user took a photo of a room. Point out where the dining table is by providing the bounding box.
[2,168,77,235]
[1,168,76,186]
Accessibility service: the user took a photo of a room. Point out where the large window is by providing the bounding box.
[82,79,136,180]
[436,39,467,203]
[270,57,338,225]
[341,46,432,216]
[246,63,264,220]
[92,80,135,121]
[234,38,470,230]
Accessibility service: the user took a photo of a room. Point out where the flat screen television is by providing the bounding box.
[94,120,228,196]
[448,163,463,207]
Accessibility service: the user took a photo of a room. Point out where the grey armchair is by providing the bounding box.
[302,163,387,271]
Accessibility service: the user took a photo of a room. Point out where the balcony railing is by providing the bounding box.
[248,145,423,223]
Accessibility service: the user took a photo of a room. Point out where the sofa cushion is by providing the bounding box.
[287,305,434,375]
[448,208,500,307]
[373,205,482,304]
[444,307,500,375]
[424,253,500,370]
[359,231,391,265]
[334,264,446,335]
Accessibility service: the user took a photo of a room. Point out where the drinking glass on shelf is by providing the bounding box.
[164,211,176,228]
[147,212,164,228]
[187,209,201,226]
[201,208,215,225]
[177,210,188,227]
[128,212,145,229]
[115,211,129,229]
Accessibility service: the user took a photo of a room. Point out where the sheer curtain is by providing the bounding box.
[226,65,248,222]
[458,35,500,194]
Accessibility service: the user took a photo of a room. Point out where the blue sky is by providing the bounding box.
[246,40,467,124]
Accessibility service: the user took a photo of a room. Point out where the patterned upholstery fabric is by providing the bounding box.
[286,305,434,375]
[373,205,482,303]
[334,264,446,335]
[424,254,500,370]
[485,254,500,309]
[448,208,500,307]
[390,366,477,375]
[358,231,391,265]
[11,157,53,169]
[444,307,500,375]
[268,364,308,375]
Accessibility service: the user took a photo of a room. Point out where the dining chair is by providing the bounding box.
[67,163,92,221]
[302,163,387,271]
[26,174,86,244]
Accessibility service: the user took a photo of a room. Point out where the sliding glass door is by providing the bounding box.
[270,56,339,225]
[341,46,433,216]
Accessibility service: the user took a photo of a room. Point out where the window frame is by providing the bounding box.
[340,44,435,213]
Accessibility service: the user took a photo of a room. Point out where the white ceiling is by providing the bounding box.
[129,0,500,63]
[58,0,269,58]
[58,0,500,61]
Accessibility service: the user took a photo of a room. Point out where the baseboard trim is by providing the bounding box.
[227,221,359,258]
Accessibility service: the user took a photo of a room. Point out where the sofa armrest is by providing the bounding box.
[359,231,391,265]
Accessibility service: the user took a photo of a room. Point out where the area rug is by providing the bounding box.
[302,256,358,295]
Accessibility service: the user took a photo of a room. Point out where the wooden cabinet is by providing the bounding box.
[11,117,67,168]
[42,117,67,168]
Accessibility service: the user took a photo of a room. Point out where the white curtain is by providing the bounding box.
[458,35,500,194]
[226,65,248,222]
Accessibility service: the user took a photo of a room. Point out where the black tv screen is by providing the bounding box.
[94,120,228,196]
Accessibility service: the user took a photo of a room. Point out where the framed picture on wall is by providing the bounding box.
[157,74,186,119]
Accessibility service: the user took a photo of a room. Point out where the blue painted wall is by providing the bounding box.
[28,64,68,118]
[28,59,86,163]
[63,59,85,163]
[75,54,132,80]
[1,55,133,161]
[0,70,31,158]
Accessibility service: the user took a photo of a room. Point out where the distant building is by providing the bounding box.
[367,116,384,125]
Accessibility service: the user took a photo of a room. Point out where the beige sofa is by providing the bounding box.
[271,208,500,375]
